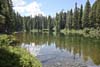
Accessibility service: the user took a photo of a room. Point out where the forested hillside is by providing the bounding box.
[0,0,100,34]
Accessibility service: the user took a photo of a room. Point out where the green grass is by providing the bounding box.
[31,29,50,33]
[61,28,100,38]
[31,29,39,32]
[61,29,83,35]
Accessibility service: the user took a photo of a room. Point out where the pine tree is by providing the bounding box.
[79,4,83,29]
[83,0,91,28]
[48,16,52,32]
[0,0,2,14]
[74,2,79,29]
[55,13,60,33]
[90,1,97,28]
[96,0,100,28]
[69,9,73,29]
[66,11,70,29]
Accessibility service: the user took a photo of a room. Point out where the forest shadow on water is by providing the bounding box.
[14,32,100,67]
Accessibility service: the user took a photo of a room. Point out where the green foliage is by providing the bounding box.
[74,2,79,29]
[89,1,97,28]
[79,5,83,29]
[0,35,10,45]
[48,16,52,32]
[55,13,60,33]
[0,35,42,67]
[83,28,100,38]
[0,15,5,32]
[96,0,100,28]
[0,15,5,24]
[0,0,14,33]
[66,9,73,30]
[83,0,91,28]
[0,35,16,45]
[0,46,42,67]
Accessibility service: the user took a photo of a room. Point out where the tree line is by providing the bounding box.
[0,0,100,34]
[0,0,23,33]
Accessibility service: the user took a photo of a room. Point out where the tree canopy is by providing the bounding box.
[0,0,99,34]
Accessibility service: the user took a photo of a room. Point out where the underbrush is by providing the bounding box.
[0,34,42,67]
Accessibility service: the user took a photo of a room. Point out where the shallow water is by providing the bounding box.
[15,32,100,67]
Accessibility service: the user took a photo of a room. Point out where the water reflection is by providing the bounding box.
[15,32,100,67]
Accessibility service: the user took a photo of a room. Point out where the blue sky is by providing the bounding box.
[36,0,95,16]
[12,0,95,17]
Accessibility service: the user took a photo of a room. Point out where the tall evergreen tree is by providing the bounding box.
[0,0,2,14]
[79,4,83,29]
[74,2,79,29]
[66,10,73,30]
[68,9,73,29]
[83,0,91,28]
[66,11,70,29]
[90,1,97,28]
[48,16,52,32]
[96,0,100,28]
[59,10,66,29]
[55,13,60,33]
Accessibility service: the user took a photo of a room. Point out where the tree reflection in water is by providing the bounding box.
[15,32,100,66]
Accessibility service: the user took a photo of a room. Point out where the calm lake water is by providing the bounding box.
[15,32,100,67]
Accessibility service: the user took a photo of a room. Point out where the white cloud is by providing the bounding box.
[12,0,45,17]
[12,0,26,7]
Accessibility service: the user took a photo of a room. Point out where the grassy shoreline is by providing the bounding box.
[20,28,100,39]
[61,28,100,38]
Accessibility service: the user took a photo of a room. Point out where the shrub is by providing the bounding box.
[0,46,42,67]
[0,35,42,67]
[0,35,19,45]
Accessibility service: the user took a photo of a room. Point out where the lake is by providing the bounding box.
[15,32,100,67]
